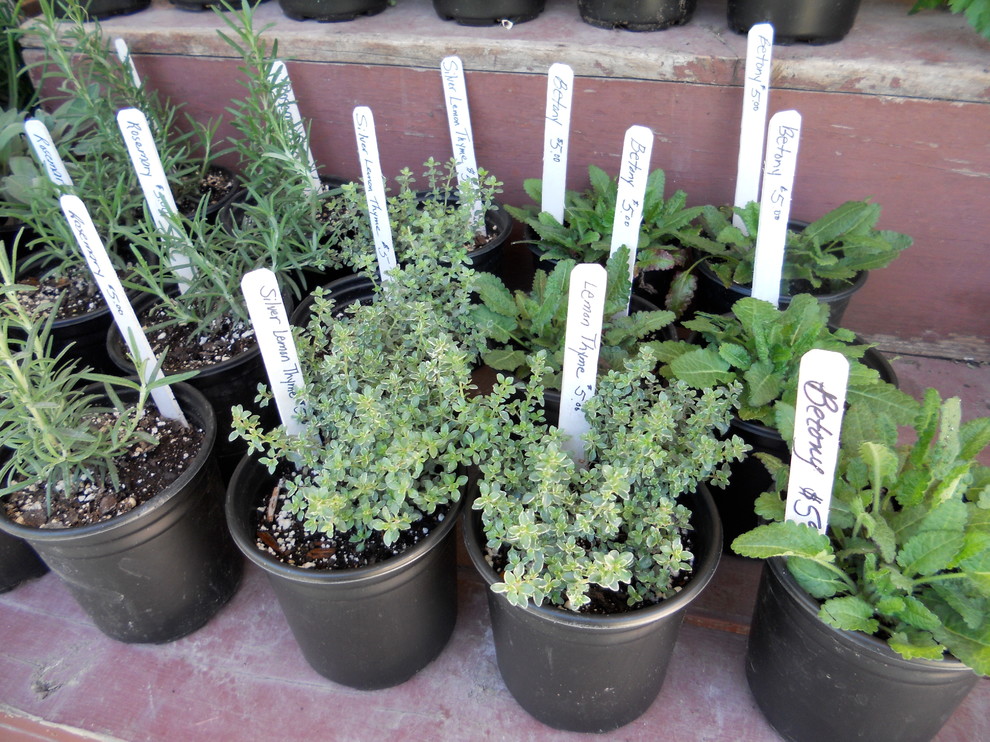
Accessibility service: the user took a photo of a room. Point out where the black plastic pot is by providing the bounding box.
[106,291,285,482]
[465,484,721,732]
[169,0,268,10]
[0,383,242,642]
[432,0,545,26]
[747,558,978,742]
[577,0,697,31]
[277,0,387,21]
[694,257,868,327]
[290,273,377,326]
[0,529,48,592]
[226,455,463,689]
[180,165,242,224]
[728,0,863,45]
[55,0,150,19]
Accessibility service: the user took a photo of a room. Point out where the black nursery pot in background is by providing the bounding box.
[746,558,978,742]
[578,0,697,31]
[432,0,546,26]
[277,0,387,21]
[727,0,863,44]
[0,530,48,592]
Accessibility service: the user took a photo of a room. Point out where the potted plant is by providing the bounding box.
[0,248,242,642]
[432,0,545,26]
[469,245,675,383]
[463,348,748,731]
[689,199,912,323]
[727,0,863,44]
[577,0,697,31]
[226,244,482,689]
[334,157,512,279]
[658,293,917,542]
[732,389,990,742]
[506,165,711,315]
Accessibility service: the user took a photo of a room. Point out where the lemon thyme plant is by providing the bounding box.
[467,349,748,611]
[230,266,479,556]
[469,245,674,383]
[733,389,990,675]
[505,165,713,315]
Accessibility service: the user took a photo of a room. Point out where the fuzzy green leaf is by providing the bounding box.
[819,596,879,634]
[667,346,734,388]
[730,521,833,561]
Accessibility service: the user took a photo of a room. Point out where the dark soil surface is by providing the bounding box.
[3,408,205,530]
[138,302,255,372]
[252,476,451,570]
[17,263,104,320]
[175,166,238,216]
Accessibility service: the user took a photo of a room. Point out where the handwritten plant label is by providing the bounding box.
[352,106,397,282]
[116,107,195,292]
[558,263,606,465]
[609,124,654,312]
[59,194,187,425]
[269,60,321,194]
[241,269,308,437]
[750,109,801,307]
[541,63,574,223]
[733,23,774,231]
[440,55,485,235]
[24,119,73,187]
[113,38,142,89]
[785,349,850,534]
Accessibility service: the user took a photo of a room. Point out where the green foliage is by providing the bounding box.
[230,258,480,547]
[216,0,321,191]
[4,0,217,273]
[0,244,190,511]
[467,349,749,611]
[470,246,675,383]
[733,390,990,675]
[505,165,713,315]
[911,0,990,39]
[695,200,912,295]
[0,0,35,111]
[661,294,919,439]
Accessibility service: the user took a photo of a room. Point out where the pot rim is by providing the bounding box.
[767,557,975,673]
[0,381,217,543]
[225,454,465,587]
[464,482,722,630]
[697,256,869,302]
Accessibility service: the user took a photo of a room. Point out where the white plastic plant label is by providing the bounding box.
[352,106,397,282]
[24,119,73,187]
[269,60,321,194]
[750,109,801,307]
[113,38,142,89]
[541,63,574,223]
[733,23,774,231]
[558,263,606,466]
[59,194,187,425]
[116,107,195,293]
[785,349,850,534]
[609,124,654,312]
[241,269,308,437]
[440,55,485,235]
